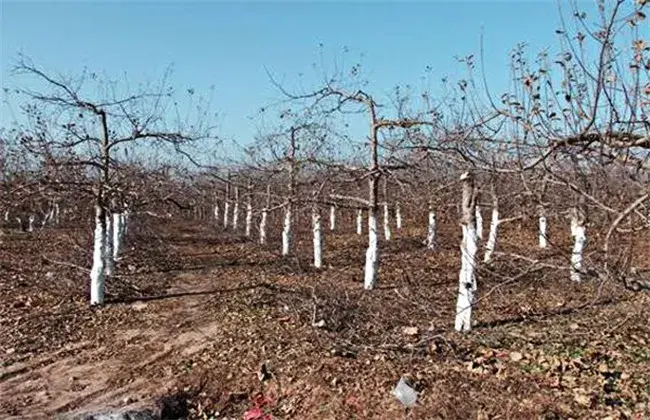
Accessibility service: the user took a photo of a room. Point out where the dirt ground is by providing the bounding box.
[1,215,649,419]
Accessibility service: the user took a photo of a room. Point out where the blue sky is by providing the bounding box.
[1,1,594,155]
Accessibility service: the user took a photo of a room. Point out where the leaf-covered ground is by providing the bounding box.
[0,216,649,419]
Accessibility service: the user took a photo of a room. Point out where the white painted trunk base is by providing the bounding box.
[364,209,379,290]
[475,206,483,240]
[245,203,253,237]
[329,206,336,231]
[90,206,106,305]
[455,224,478,332]
[223,202,230,228]
[214,204,220,223]
[28,215,35,232]
[383,203,391,241]
[282,206,291,256]
[356,209,363,235]
[232,201,239,231]
[312,208,322,268]
[104,213,115,277]
[113,212,123,261]
[539,215,548,248]
[483,208,499,263]
[396,203,402,230]
[259,210,268,245]
[427,209,436,250]
[571,225,587,282]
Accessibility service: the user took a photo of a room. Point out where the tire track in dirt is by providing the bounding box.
[0,269,228,419]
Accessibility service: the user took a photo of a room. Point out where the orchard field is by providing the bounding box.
[1,0,649,418]
[1,196,649,419]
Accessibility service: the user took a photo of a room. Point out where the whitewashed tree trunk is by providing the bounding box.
[455,172,478,332]
[213,203,220,223]
[282,204,292,256]
[113,212,124,261]
[245,202,253,237]
[570,202,587,282]
[475,205,483,240]
[90,205,106,305]
[259,210,268,245]
[426,206,436,250]
[364,208,379,290]
[260,185,270,245]
[483,207,499,263]
[3,210,9,222]
[28,215,35,232]
[383,202,391,240]
[54,202,60,225]
[104,212,115,276]
[356,209,363,235]
[329,205,336,231]
[571,225,587,282]
[312,207,322,268]
[122,209,130,236]
[223,201,230,228]
[395,203,402,230]
[538,210,548,249]
[232,188,240,231]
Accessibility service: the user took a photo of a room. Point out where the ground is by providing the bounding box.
[1,215,649,419]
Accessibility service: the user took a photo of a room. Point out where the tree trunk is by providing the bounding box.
[395,203,402,230]
[282,204,291,256]
[104,211,115,276]
[90,205,106,305]
[113,212,123,261]
[570,200,587,282]
[232,187,240,231]
[483,184,499,264]
[313,206,322,268]
[538,207,548,249]
[223,201,230,228]
[364,206,379,290]
[383,202,392,241]
[259,210,268,245]
[483,208,499,263]
[245,202,253,237]
[475,205,483,240]
[329,205,336,231]
[427,205,436,250]
[455,171,478,332]
[356,209,363,235]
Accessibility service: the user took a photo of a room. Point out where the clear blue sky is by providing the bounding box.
[1,1,593,154]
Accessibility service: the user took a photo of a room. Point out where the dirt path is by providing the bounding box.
[0,266,227,419]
